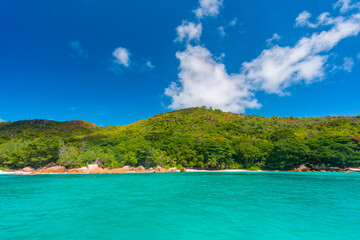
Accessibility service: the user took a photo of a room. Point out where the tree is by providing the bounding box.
[267,139,311,170]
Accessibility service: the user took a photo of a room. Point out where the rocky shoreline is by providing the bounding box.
[288,164,360,173]
[1,161,359,175]
[0,159,187,175]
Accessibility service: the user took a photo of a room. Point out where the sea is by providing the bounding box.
[0,172,359,239]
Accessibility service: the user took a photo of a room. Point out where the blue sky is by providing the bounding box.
[1,0,360,126]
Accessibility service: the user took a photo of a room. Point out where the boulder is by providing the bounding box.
[22,167,35,172]
[180,168,187,172]
[292,165,308,172]
[94,158,102,167]
[67,168,78,173]
[41,166,66,173]
[90,167,108,174]
[77,167,90,173]
[154,166,166,173]
[314,166,341,172]
[298,165,308,172]
[87,163,99,171]
[109,168,126,174]
[43,162,58,169]
[123,166,135,171]
[167,167,178,172]
[314,165,323,171]
[135,166,146,173]
[349,168,360,172]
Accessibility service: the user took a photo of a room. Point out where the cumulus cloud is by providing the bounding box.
[113,47,130,67]
[195,0,223,18]
[165,45,260,112]
[334,0,360,13]
[69,40,88,58]
[243,12,360,94]
[166,5,360,112]
[266,33,281,47]
[0,118,5,122]
[176,21,202,42]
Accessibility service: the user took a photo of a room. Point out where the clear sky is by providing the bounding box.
[1,0,360,126]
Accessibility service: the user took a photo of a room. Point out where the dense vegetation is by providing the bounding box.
[1,107,360,170]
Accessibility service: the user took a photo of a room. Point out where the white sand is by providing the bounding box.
[0,170,31,175]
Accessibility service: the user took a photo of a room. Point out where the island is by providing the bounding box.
[1,107,360,174]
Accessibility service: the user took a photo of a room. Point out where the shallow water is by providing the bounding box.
[0,172,359,239]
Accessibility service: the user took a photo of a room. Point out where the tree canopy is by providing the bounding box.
[1,107,360,170]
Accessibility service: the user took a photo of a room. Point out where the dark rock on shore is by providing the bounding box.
[94,158,102,167]
[42,162,58,169]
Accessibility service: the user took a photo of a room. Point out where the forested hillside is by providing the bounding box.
[1,107,360,170]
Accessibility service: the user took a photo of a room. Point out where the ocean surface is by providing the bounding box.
[0,172,359,240]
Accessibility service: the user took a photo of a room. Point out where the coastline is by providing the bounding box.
[1,168,359,175]
[0,169,264,175]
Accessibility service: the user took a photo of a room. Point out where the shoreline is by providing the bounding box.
[0,169,266,175]
[1,168,359,175]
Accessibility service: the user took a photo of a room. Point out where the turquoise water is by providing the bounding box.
[0,172,359,240]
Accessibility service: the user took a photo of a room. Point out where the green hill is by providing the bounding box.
[1,107,360,170]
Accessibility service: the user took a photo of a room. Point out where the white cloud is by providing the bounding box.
[334,0,360,13]
[166,8,360,112]
[218,26,226,36]
[218,18,238,37]
[194,0,223,18]
[244,12,360,94]
[112,47,130,67]
[176,21,202,42]
[295,11,333,28]
[70,106,77,111]
[146,60,155,69]
[229,17,237,26]
[141,60,156,72]
[69,40,88,58]
[0,118,5,122]
[215,52,226,61]
[341,57,354,72]
[266,33,281,47]
[295,11,314,27]
[165,45,260,112]
[357,52,360,59]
